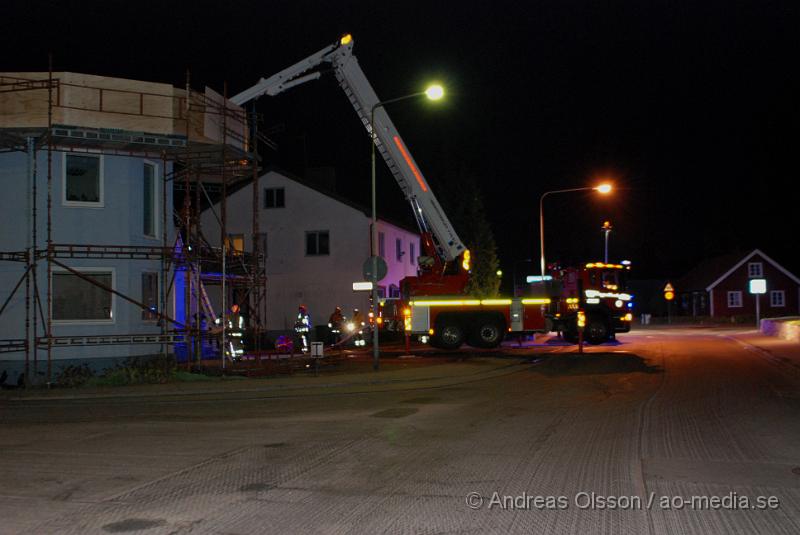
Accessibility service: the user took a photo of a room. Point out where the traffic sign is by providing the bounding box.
[362,256,388,282]
[749,278,766,294]
[663,282,675,301]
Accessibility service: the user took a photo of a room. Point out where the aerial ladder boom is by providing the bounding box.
[232,35,466,267]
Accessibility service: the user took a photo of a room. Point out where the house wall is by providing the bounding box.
[710,253,799,317]
[200,170,420,332]
[0,149,173,379]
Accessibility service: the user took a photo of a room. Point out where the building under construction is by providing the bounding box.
[0,69,266,385]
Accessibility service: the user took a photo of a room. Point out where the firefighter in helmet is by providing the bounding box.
[294,304,311,353]
[224,303,245,360]
[327,306,344,345]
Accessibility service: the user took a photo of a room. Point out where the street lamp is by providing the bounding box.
[369,84,444,370]
[538,183,612,278]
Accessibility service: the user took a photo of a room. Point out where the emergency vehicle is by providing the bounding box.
[233,34,629,349]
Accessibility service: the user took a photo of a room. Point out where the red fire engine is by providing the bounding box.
[233,34,632,349]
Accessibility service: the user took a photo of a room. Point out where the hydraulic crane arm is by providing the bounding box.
[232,35,466,266]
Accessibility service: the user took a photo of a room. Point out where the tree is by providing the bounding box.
[436,159,501,298]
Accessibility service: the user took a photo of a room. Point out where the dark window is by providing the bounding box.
[141,272,159,321]
[143,163,156,237]
[396,238,403,261]
[52,271,112,321]
[65,154,101,204]
[377,285,386,299]
[410,242,415,265]
[306,231,330,256]
[389,284,400,298]
[264,187,285,208]
[378,232,385,258]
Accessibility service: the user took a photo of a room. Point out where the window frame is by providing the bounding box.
[62,152,104,208]
[141,271,160,322]
[263,187,285,209]
[727,290,743,308]
[51,267,116,324]
[409,242,415,265]
[747,262,763,278]
[142,160,158,238]
[769,290,785,307]
[305,230,330,256]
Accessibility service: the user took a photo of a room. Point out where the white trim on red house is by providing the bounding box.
[705,249,800,292]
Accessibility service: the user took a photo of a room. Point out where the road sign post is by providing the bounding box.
[663,282,675,324]
[749,278,767,328]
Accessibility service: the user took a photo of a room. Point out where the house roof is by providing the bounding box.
[704,249,800,291]
[676,251,746,292]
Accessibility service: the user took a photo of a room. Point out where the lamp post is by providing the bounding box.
[369,84,444,371]
[539,183,612,278]
[601,220,612,263]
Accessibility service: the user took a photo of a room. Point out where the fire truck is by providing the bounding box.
[233,34,630,349]
[540,261,634,345]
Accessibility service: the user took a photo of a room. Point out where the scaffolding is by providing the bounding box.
[0,65,267,385]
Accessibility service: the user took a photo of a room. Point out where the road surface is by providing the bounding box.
[1,328,799,534]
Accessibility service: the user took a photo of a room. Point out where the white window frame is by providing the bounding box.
[51,267,116,325]
[263,187,285,209]
[62,152,105,208]
[141,271,160,322]
[305,230,330,256]
[769,290,785,308]
[727,290,743,308]
[747,262,763,278]
[142,160,158,239]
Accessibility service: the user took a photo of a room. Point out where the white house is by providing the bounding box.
[200,169,421,332]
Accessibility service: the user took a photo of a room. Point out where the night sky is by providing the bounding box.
[5,1,798,281]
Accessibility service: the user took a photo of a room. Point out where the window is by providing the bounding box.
[64,153,103,206]
[264,187,285,208]
[376,285,386,299]
[378,232,385,258]
[143,162,156,237]
[727,291,742,308]
[141,272,159,321]
[52,270,113,321]
[396,238,403,261]
[389,284,401,298]
[748,262,763,278]
[770,290,785,307]
[410,242,415,265]
[306,231,330,256]
[225,234,245,256]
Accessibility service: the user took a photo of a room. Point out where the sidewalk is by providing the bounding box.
[0,355,528,402]
[727,330,800,380]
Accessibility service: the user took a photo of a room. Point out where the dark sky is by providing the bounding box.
[5,0,798,281]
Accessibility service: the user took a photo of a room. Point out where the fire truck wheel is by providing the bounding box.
[585,317,610,345]
[435,322,465,350]
[469,319,505,348]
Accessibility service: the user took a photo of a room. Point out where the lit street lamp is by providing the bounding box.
[539,183,612,278]
[369,84,444,370]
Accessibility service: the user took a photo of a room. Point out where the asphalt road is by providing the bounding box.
[1,329,799,534]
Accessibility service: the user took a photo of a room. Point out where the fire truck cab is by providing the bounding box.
[545,261,634,344]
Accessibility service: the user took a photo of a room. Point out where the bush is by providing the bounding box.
[55,363,96,387]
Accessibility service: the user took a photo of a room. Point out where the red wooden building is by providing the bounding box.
[702,249,799,318]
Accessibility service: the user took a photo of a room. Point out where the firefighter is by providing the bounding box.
[327,306,344,345]
[223,304,245,360]
[351,308,366,347]
[294,304,311,353]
